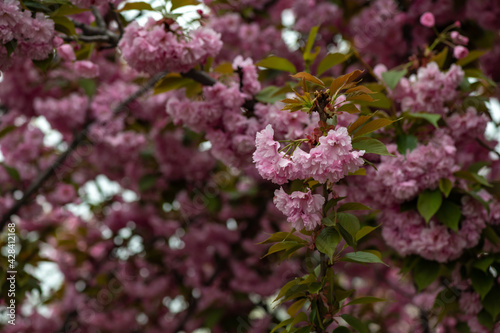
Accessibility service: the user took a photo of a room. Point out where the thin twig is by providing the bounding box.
[109,3,124,38]
[91,6,106,29]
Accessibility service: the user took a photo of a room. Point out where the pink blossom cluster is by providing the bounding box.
[444,107,494,168]
[348,0,408,67]
[232,56,261,96]
[0,59,48,117]
[359,133,458,206]
[154,130,215,182]
[481,40,500,85]
[254,102,319,140]
[381,199,485,262]
[393,62,464,114]
[254,125,364,185]
[167,81,259,167]
[33,93,88,136]
[0,124,53,183]
[0,0,55,70]
[273,187,324,231]
[292,0,342,35]
[207,13,293,63]
[119,18,222,73]
[465,0,500,31]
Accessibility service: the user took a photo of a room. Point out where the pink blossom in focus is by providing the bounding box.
[420,12,435,27]
[453,45,469,59]
[273,187,324,231]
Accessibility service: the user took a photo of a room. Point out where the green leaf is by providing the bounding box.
[356,226,378,242]
[348,115,372,135]
[170,0,199,11]
[454,170,492,187]
[381,69,407,90]
[257,56,297,73]
[468,161,491,173]
[349,168,366,176]
[414,259,440,290]
[291,72,325,86]
[340,314,369,333]
[52,16,76,36]
[287,298,307,317]
[353,118,395,138]
[439,178,453,198]
[396,134,417,154]
[316,227,341,260]
[483,225,500,245]
[324,196,346,215]
[255,85,288,103]
[473,256,495,272]
[337,202,371,212]
[417,189,442,223]
[352,137,394,156]
[282,284,310,303]
[407,112,441,129]
[317,53,349,76]
[431,47,448,68]
[337,213,360,247]
[0,125,16,139]
[333,327,351,333]
[23,0,51,12]
[4,39,17,57]
[470,269,494,299]
[322,216,336,227]
[32,52,55,73]
[477,310,494,330]
[51,4,89,16]
[342,251,387,266]
[482,286,500,320]
[270,318,293,333]
[263,241,303,258]
[346,296,387,306]
[139,174,157,192]
[457,50,486,67]
[337,103,360,114]
[78,78,96,97]
[296,327,312,333]
[2,164,20,182]
[118,1,154,11]
[287,312,308,331]
[154,75,197,95]
[274,278,300,302]
[435,200,461,232]
[258,231,306,245]
[303,26,319,63]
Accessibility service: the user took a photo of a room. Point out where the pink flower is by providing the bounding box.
[57,44,75,62]
[453,45,469,59]
[73,60,100,78]
[253,125,293,185]
[450,31,469,45]
[273,187,324,231]
[293,127,365,184]
[420,12,435,27]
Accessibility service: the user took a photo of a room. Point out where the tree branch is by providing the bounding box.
[0,71,167,233]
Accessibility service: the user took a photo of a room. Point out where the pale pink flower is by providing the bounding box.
[420,12,435,27]
[274,187,324,231]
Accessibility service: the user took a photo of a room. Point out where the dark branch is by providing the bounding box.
[0,71,167,232]
[182,68,217,86]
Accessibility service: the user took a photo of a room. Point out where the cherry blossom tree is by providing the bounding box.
[1,0,500,332]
